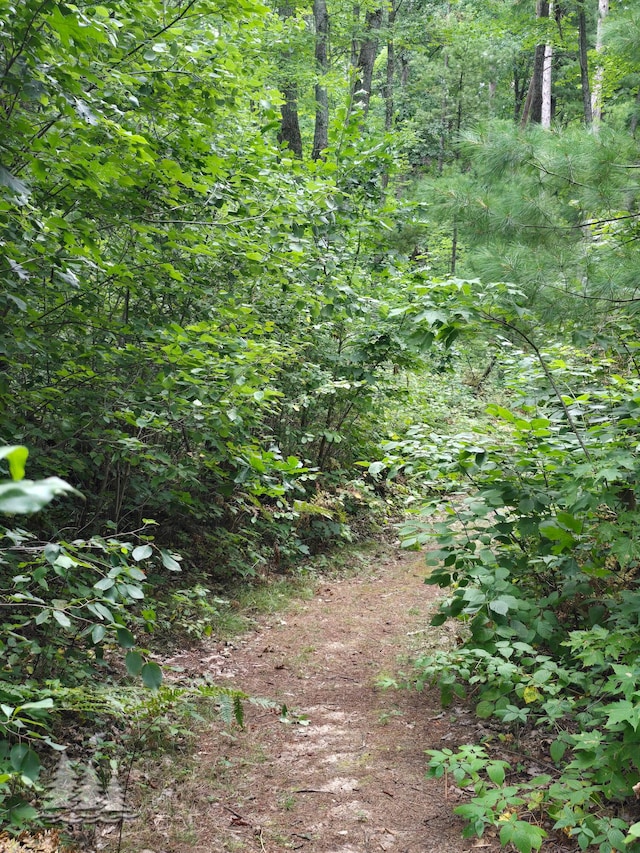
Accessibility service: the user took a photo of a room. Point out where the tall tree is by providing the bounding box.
[352,7,384,116]
[591,0,609,125]
[541,1,554,127]
[277,0,304,157]
[521,0,551,126]
[577,0,593,125]
[312,0,329,159]
[384,0,399,133]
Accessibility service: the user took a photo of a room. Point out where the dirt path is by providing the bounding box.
[113,547,499,853]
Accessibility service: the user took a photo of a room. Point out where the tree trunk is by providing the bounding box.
[312,0,329,160]
[450,222,458,275]
[381,3,397,189]
[630,86,640,137]
[352,8,383,116]
[520,0,549,127]
[278,85,303,158]
[384,3,397,133]
[455,68,464,135]
[437,52,449,175]
[591,0,609,126]
[400,53,409,89]
[541,2,553,128]
[277,1,303,158]
[513,59,529,122]
[350,4,360,68]
[577,3,593,125]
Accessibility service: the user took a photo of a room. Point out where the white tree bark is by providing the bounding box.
[591,0,610,126]
[541,2,553,128]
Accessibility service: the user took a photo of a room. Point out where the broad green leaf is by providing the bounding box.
[132,544,153,561]
[19,699,54,711]
[0,166,30,197]
[52,610,71,628]
[555,511,582,534]
[487,761,506,786]
[549,739,566,762]
[10,745,40,781]
[126,584,145,599]
[160,549,181,572]
[44,543,61,564]
[489,598,510,616]
[368,461,386,476]
[90,602,115,622]
[125,651,143,676]
[604,700,640,730]
[92,624,107,643]
[626,822,640,841]
[0,446,28,480]
[141,661,163,689]
[0,478,81,515]
[476,700,496,720]
[116,627,135,648]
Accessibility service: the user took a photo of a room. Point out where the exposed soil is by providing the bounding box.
[109,547,502,853]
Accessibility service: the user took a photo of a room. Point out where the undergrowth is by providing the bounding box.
[396,348,640,852]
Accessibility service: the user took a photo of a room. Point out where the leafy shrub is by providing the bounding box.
[402,358,640,850]
[0,447,180,829]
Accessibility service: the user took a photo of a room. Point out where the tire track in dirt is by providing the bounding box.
[114,547,499,853]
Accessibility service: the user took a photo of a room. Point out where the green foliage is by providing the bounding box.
[0,444,178,829]
[0,446,80,515]
[2,0,640,842]
[426,746,548,853]
[404,347,640,849]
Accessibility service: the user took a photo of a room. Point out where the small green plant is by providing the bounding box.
[426,746,547,853]
[377,709,403,725]
[278,793,296,811]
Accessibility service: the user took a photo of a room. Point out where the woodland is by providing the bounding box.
[2,0,640,849]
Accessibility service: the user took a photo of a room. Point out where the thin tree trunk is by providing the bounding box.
[384,2,397,133]
[488,78,497,115]
[520,71,535,127]
[381,2,397,189]
[455,69,464,134]
[278,85,303,158]
[578,2,593,126]
[520,0,549,127]
[591,0,609,126]
[437,52,449,175]
[400,53,409,88]
[312,0,329,160]
[541,2,553,128]
[450,222,458,275]
[630,87,640,137]
[513,59,528,122]
[352,8,383,116]
[277,1,303,158]
[350,4,360,68]
[531,43,546,123]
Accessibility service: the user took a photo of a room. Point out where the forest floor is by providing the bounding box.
[104,544,505,853]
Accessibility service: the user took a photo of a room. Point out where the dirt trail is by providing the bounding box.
[114,548,499,853]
